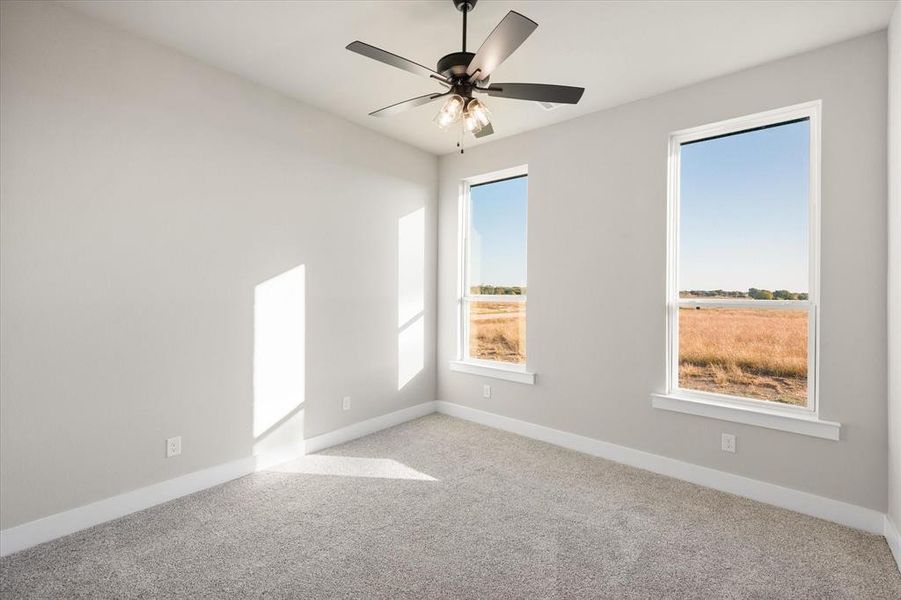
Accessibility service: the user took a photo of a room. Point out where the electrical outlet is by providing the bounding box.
[483,384,491,399]
[721,433,736,453]
[166,436,181,458]
[342,396,351,411]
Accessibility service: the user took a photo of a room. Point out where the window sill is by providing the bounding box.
[650,393,841,441]
[449,361,536,385]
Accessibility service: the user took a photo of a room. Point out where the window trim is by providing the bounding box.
[650,392,840,440]
[453,164,533,382]
[661,101,831,429]
[449,360,535,384]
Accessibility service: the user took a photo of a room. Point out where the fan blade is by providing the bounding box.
[474,122,494,139]
[466,11,538,82]
[369,92,449,118]
[482,83,585,104]
[347,41,447,82]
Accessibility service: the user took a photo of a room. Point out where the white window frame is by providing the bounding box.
[450,164,535,385]
[652,101,840,440]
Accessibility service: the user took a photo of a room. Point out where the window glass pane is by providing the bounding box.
[468,177,527,297]
[678,307,808,405]
[465,174,527,365]
[679,120,809,301]
[468,300,526,364]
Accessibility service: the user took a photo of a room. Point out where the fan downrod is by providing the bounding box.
[441,0,481,79]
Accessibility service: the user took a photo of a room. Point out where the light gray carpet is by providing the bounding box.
[2,414,899,599]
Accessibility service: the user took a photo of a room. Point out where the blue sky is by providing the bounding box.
[467,120,808,292]
[679,119,809,292]
[469,176,528,287]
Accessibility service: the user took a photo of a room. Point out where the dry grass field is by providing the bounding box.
[678,307,808,405]
[468,301,526,364]
[466,302,807,405]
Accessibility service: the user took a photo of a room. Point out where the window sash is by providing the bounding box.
[459,166,529,365]
[665,101,821,415]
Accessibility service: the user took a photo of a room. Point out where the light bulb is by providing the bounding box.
[434,94,464,129]
[461,98,490,135]
[463,111,482,134]
[466,98,491,128]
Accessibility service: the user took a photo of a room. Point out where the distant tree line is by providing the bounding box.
[471,285,525,295]
[681,288,808,301]
[750,288,809,300]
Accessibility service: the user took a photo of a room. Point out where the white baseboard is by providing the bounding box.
[0,401,436,557]
[886,515,901,572]
[435,401,886,535]
[304,401,437,454]
[1,454,255,557]
[2,399,892,562]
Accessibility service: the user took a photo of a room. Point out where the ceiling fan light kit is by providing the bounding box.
[462,98,490,133]
[434,94,465,129]
[346,0,584,152]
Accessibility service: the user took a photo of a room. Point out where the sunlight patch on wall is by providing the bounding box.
[398,315,425,390]
[269,455,436,481]
[398,208,425,390]
[398,208,425,327]
[253,264,305,440]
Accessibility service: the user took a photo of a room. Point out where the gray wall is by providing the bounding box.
[1,0,892,533]
[889,0,901,530]
[0,2,437,529]
[438,33,888,511]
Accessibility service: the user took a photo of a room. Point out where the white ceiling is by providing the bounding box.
[63,1,894,155]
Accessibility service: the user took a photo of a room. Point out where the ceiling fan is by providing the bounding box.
[346,0,584,149]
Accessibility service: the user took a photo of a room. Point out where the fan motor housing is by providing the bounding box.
[437,52,475,79]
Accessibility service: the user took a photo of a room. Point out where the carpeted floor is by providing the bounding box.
[1,414,899,599]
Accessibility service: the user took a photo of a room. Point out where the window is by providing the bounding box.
[454,166,530,381]
[666,102,820,413]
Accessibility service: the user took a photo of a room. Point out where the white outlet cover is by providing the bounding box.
[483,385,491,399]
[721,433,736,453]
[166,436,182,458]
[342,396,351,411]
